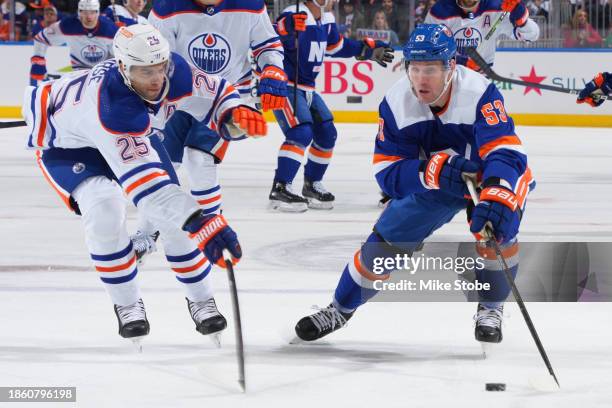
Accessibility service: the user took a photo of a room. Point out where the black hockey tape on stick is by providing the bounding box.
[464,177,560,389]
[466,47,609,102]
[0,120,26,129]
[224,255,246,392]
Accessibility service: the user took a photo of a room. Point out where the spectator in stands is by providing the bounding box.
[415,0,427,24]
[563,9,603,47]
[31,3,58,36]
[338,0,366,39]
[378,0,400,34]
[368,8,399,45]
[1,0,29,40]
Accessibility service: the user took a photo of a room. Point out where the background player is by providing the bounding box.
[104,0,149,25]
[269,0,394,212]
[23,24,266,345]
[30,0,117,85]
[147,0,286,220]
[293,24,533,345]
[577,72,611,107]
[425,0,540,69]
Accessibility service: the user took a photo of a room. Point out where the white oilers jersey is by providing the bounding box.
[22,53,242,227]
[104,5,149,25]
[33,16,118,69]
[148,0,284,95]
[425,0,539,65]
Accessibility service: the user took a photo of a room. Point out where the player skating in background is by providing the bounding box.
[104,0,149,26]
[269,0,394,212]
[425,0,539,70]
[294,24,534,345]
[577,72,611,107]
[147,0,286,219]
[23,24,266,346]
[30,0,118,85]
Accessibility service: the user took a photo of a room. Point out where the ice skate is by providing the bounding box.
[186,297,227,347]
[269,181,308,213]
[131,230,159,265]
[302,179,334,210]
[114,299,150,352]
[474,303,503,357]
[293,304,353,342]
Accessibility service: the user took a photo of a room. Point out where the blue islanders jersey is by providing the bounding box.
[276,4,364,90]
[148,0,283,96]
[33,15,118,69]
[374,65,533,208]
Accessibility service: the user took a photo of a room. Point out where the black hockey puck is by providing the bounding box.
[485,383,506,391]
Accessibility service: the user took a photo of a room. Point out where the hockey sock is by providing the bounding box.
[275,142,305,183]
[304,143,333,182]
[475,240,519,306]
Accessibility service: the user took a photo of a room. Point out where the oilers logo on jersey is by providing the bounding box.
[454,27,482,55]
[188,33,231,75]
[81,44,106,65]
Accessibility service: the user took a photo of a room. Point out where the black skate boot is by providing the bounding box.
[294,304,353,342]
[474,303,503,343]
[302,179,335,210]
[269,180,308,212]
[186,297,227,347]
[114,299,150,351]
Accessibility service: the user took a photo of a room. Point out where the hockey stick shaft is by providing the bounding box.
[465,179,560,387]
[466,47,609,101]
[0,120,26,129]
[293,0,300,110]
[224,257,246,392]
[484,11,508,41]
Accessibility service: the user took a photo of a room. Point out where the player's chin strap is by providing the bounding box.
[427,68,455,107]
[313,0,330,11]
[119,66,171,105]
[455,0,480,11]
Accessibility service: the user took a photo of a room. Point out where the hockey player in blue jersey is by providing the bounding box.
[294,24,534,344]
[24,24,266,345]
[30,0,118,85]
[577,72,611,107]
[268,0,394,212]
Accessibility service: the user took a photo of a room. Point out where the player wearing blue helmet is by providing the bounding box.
[293,24,534,345]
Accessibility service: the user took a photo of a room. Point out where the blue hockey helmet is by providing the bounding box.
[403,24,457,66]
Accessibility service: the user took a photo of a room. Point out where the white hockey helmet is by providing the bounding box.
[78,0,100,12]
[113,24,171,103]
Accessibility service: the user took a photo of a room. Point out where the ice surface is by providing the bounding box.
[1,123,611,407]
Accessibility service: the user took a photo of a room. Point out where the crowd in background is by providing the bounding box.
[1,0,611,47]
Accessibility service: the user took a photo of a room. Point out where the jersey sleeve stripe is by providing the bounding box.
[326,36,344,54]
[478,135,524,159]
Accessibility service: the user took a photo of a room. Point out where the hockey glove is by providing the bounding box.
[470,185,521,244]
[276,12,307,36]
[183,211,242,267]
[356,38,394,68]
[505,0,529,27]
[577,72,611,107]
[421,153,481,198]
[258,65,288,111]
[30,56,47,86]
[220,106,268,140]
[456,54,481,72]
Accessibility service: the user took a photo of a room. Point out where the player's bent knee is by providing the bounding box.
[285,123,314,148]
[315,120,338,149]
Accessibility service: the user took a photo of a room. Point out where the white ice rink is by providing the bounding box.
[1,123,611,407]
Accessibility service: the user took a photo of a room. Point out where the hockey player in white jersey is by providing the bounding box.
[30,0,118,86]
[104,0,149,26]
[425,0,539,69]
[294,25,534,345]
[23,24,266,345]
[147,0,286,221]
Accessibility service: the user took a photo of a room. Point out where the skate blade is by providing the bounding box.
[479,341,497,359]
[289,336,305,345]
[306,198,333,210]
[206,332,222,348]
[268,200,308,213]
[129,336,146,353]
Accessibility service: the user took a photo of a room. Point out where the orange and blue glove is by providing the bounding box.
[258,65,288,111]
[183,211,242,268]
[276,12,307,37]
[577,72,611,107]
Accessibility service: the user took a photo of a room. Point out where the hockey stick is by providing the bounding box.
[224,255,246,392]
[466,47,609,102]
[484,11,508,41]
[465,178,560,389]
[0,120,26,129]
[293,0,300,109]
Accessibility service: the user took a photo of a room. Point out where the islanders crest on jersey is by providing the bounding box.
[188,32,232,75]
